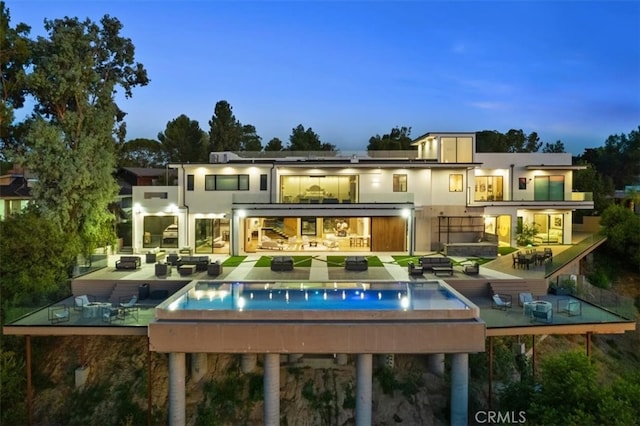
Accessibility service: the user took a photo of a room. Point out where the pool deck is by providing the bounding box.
[3,240,636,338]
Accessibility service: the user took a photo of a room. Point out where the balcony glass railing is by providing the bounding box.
[471,191,593,203]
[233,192,414,204]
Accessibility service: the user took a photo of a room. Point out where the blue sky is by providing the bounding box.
[6,1,640,154]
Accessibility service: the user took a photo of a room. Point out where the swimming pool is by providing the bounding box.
[170,281,468,312]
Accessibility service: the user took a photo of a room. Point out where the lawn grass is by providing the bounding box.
[392,255,421,267]
[498,246,518,256]
[221,256,247,267]
[255,255,314,267]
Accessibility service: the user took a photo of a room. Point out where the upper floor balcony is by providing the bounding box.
[468,191,594,209]
[232,191,415,205]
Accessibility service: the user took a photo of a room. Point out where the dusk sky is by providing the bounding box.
[6,1,640,155]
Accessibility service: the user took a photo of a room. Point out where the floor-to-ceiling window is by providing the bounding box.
[143,216,179,248]
[474,176,504,201]
[194,218,230,253]
[534,176,564,201]
[280,175,355,203]
[533,213,562,244]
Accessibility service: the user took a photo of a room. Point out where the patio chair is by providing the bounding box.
[463,262,479,275]
[48,305,70,324]
[518,292,535,306]
[491,294,512,310]
[531,302,553,323]
[119,295,139,321]
[73,294,96,312]
[101,305,121,324]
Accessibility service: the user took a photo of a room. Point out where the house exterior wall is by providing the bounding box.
[131,133,592,253]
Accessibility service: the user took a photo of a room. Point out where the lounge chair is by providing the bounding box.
[531,303,553,323]
[463,262,479,275]
[101,305,121,323]
[74,295,96,312]
[518,292,534,306]
[48,305,70,324]
[119,295,138,321]
[491,294,512,310]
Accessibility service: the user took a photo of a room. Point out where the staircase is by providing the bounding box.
[262,218,289,240]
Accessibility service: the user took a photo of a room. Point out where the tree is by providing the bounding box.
[578,126,640,189]
[15,15,148,254]
[528,351,640,425]
[240,124,262,151]
[264,137,284,152]
[542,140,565,153]
[119,137,167,167]
[0,2,31,159]
[288,124,335,152]
[599,204,640,269]
[0,209,78,311]
[572,160,614,215]
[367,126,413,150]
[157,114,207,163]
[476,129,542,152]
[208,100,242,152]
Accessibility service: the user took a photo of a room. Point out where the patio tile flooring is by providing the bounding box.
[5,238,634,333]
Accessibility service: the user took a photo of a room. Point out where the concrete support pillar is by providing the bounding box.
[190,353,208,382]
[356,353,373,426]
[450,353,469,426]
[241,353,257,373]
[169,352,186,426]
[335,353,348,365]
[427,353,445,377]
[263,353,280,426]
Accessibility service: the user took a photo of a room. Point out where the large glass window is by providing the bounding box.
[143,215,178,248]
[441,137,473,163]
[205,174,250,191]
[195,218,230,253]
[187,174,194,191]
[534,176,564,201]
[449,174,463,192]
[280,175,355,203]
[260,174,268,191]
[474,176,504,201]
[393,174,407,192]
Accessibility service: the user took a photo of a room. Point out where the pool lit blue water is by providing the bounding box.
[176,281,467,311]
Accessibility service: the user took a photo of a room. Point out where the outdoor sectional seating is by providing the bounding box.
[176,256,210,271]
[271,256,294,271]
[115,256,141,270]
[419,256,453,272]
[408,261,424,276]
[345,256,368,271]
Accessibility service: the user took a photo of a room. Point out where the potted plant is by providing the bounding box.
[549,278,576,295]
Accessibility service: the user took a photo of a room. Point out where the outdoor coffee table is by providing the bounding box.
[523,300,552,316]
[432,266,453,276]
[82,302,111,319]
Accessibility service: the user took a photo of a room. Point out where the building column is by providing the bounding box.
[427,353,445,377]
[190,353,208,382]
[356,353,373,426]
[241,353,257,373]
[450,353,469,426]
[263,353,280,426]
[335,353,348,365]
[168,352,186,426]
